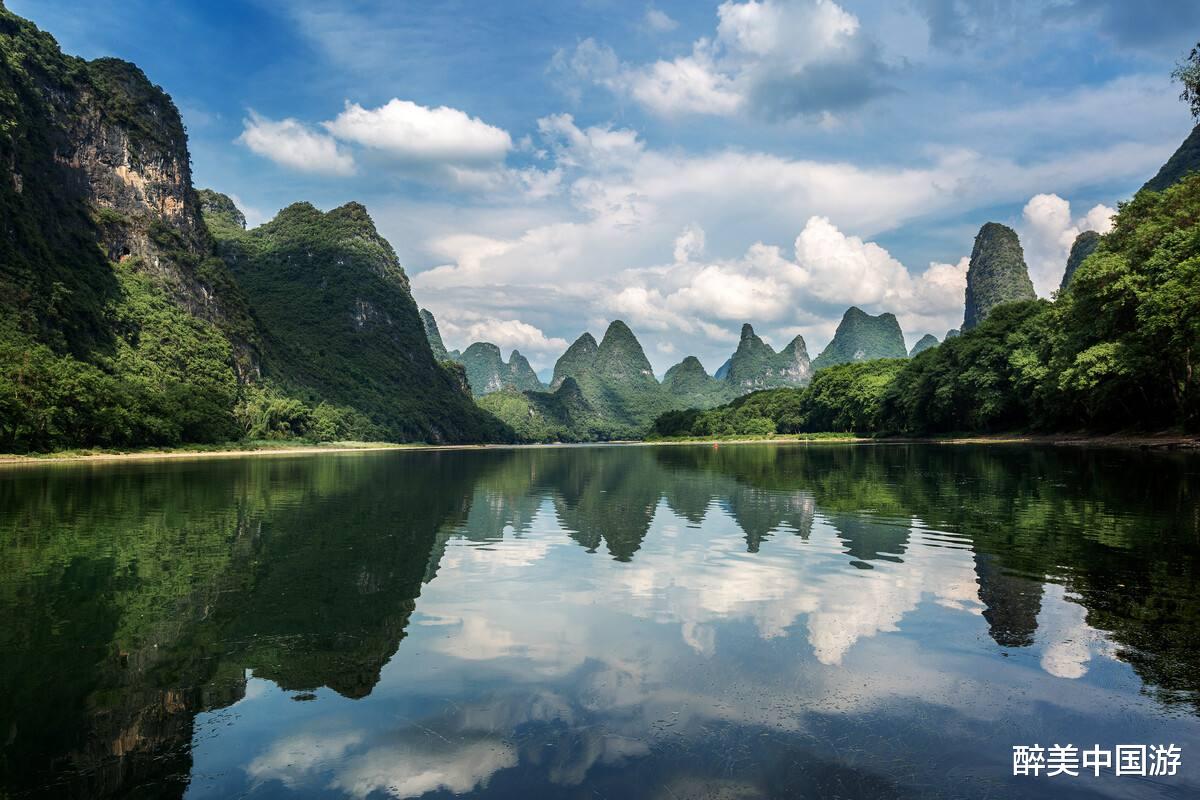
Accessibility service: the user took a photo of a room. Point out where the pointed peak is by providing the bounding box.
[740,322,756,339]
[781,334,808,356]
[572,331,598,349]
[601,319,637,342]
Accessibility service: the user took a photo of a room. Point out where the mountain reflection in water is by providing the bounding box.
[1,443,1198,798]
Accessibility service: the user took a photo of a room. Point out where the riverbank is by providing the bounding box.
[641,431,1200,449]
[3,431,1196,466]
[0,440,422,465]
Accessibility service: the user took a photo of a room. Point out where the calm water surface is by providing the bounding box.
[2,443,1199,799]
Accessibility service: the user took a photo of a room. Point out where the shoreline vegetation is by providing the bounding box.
[3,430,1196,466]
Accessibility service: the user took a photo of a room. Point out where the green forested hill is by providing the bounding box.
[1143,124,1200,193]
[203,196,511,443]
[0,5,508,450]
[812,307,907,370]
[662,356,736,407]
[657,172,1200,437]
[908,334,939,357]
[458,342,544,396]
[962,223,1036,330]
[723,324,813,390]
[0,7,260,450]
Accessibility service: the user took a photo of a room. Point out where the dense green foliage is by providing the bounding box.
[205,198,511,444]
[881,301,1052,433]
[886,177,1200,432]
[477,377,617,441]
[811,307,906,369]
[962,222,1036,329]
[654,360,905,437]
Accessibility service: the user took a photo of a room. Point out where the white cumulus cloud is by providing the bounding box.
[237,110,355,175]
[324,98,512,163]
[557,0,890,120]
[1020,193,1116,295]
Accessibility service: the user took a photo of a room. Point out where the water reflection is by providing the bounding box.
[1,444,1198,798]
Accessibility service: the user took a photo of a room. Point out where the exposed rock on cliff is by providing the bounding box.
[722,324,813,390]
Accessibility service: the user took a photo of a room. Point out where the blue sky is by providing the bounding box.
[12,0,1199,375]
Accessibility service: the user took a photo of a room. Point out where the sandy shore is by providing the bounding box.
[2,431,1196,467]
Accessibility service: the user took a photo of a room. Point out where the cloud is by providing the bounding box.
[236,111,355,175]
[672,223,706,263]
[324,99,512,163]
[248,729,517,799]
[558,0,891,120]
[643,7,679,33]
[623,42,745,116]
[428,309,570,368]
[410,111,1163,366]
[1020,193,1115,295]
[239,100,548,195]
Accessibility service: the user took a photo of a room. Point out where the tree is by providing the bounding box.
[1173,43,1200,120]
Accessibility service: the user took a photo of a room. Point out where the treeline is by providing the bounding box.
[656,174,1200,438]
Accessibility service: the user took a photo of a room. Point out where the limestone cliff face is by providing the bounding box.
[0,7,257,371]
[459,341,544,397]
[66,60,207,258]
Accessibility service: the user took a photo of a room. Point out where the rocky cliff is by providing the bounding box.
[962,223,1036,330]
[812,307,907,369]
[722,324,813,390]
[459,342,544,396]
[0,6,268,449]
